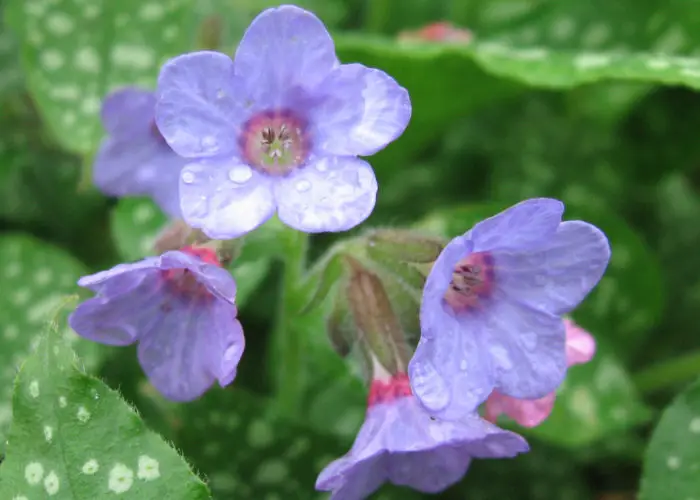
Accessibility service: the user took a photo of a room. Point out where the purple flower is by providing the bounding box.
[68,246,244,402]
[155,5,411,239]
[408,198,611,420]
[94,87,186,218]
[316,373,528,499]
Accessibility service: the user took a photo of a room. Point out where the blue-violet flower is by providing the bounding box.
[408,198,611,420]
[316,370,528,499]
[93,87,186,218]
[155,5,411,238]
[69,246,244,401]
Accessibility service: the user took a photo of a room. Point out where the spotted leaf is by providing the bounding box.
[173,387,419,500]
[0,322,211,499]
[639,377,700,500]
[0,234,105,454]
[5,0,197,155]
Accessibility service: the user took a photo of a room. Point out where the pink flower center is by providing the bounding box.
[161,246,220,300]
[368,373,412,407]
[444,251,494,311]
[240,110,310,176]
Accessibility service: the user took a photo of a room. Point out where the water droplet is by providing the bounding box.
[315,162,328,172]
[182,171,195,184]
[295,180,311,192]
[490,345,513,370]
[460,359,468,371]
[202,136,217,149]
[228,166,252,184]
[410,361,450,412]
[521,332,537,351]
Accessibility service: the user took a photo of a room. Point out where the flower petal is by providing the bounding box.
[179,158,275,239]
[484,390,557,428]
[311,64,411,157]
[468,198,564,252]
[234,5,337,104]
[101,86,155,137]
[69,271,162,346]
[493,221,611,316]
[564,318,596,365]
[482,295,567,399]
[409,312,494,420]
[137,298,244,401]
[274,156,377,233]
[156,51,249,158]
[93,137,184,218]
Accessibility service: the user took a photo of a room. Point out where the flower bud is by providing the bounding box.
[345,256,412,375]
[366,229,445,264]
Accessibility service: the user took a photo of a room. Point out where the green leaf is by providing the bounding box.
[5,0,197,154]
[523,338,652,448]
[0,99,106,228]
[0,323,211,499]
[174,387,418,500]
[462,443,592,500]
[0,234,105,453]
[639,378,700,500]
[0,21,23,97]
[110,197,272,307]
[470,0,700,88]
[111,197,168,263]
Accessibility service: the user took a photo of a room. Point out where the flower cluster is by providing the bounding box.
[72,4,611,499]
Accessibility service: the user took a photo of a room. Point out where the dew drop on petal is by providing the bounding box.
[182,171,195,184]
[521,331,538,351]
[201,136,217,149]
[228,166,253,184]
[410,361,450,412]
[315,162,328,172]
[295,180,311,192]
[490,345,513,371]
[460,359,468,371]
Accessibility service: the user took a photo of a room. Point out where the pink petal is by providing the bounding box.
[484,391,557,428]
[564,318,596,366]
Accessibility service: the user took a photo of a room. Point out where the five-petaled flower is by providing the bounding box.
[155,4,411,239]
[408,198,611,420]
[69,246,244,402]
[93,87,186,218]
[316,362,528,499]
[484,318,596,427]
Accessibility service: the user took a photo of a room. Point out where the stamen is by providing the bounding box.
[444,252,494,311]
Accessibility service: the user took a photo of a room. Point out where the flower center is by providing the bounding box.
[161,246,220,301]
[444,252,494,311]
[240,110,309,176]
[368,373,412,407]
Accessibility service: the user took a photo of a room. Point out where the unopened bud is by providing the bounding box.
[154,219,194,254]
[326,292,354,358]
[366,229,445,264]
[345,257,411,374]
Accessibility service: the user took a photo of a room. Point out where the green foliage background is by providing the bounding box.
[1,0,700,498]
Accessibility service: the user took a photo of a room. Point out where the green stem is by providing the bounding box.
[634,350,700,394]
[272,226,309,418]
[364,0,392,34]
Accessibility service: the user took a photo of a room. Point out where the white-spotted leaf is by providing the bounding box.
[5,0,197,154]
[0,323,212,499]
[639,378,700,500]
[0,234,105,453]
[173,387,419,500]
